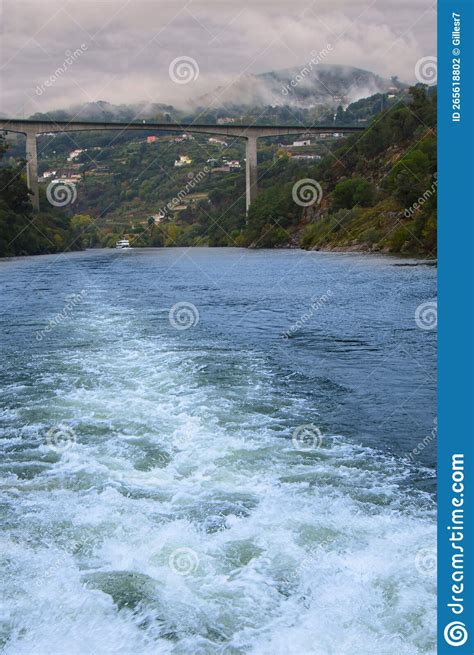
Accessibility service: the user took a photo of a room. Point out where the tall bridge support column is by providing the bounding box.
[245,136,258,215]
[25,131,39,211]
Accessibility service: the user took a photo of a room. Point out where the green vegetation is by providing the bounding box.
[245,86,437,255]
[0,136,94,257]
[1,86,436,257]
[332,178,375,210]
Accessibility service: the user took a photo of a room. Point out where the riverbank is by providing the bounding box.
[243,88,436,257]
[311,244,437,258]
[0,241,439,261]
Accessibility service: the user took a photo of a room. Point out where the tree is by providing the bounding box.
[332,178,375,210]
[69,214,97,249]
[147,215,155,240]
[0,135,80,256]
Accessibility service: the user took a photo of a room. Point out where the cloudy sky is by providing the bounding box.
[0,0,436,117]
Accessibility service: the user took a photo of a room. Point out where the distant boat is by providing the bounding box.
[115,239,132,249]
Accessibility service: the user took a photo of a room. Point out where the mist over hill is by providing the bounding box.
[25,65,405,124]
[28,101,176,124]
[1,61,434,260]
[198,64,404,110]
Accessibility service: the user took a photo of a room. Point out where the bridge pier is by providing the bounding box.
[25,131,39,211]
[245,136,258,214]
[0,119,363,216]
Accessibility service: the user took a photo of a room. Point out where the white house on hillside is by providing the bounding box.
[67,149,85,161]
[208,137,228,147]
[174,155,192,167]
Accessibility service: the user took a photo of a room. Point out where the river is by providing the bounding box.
[0,248,436,654]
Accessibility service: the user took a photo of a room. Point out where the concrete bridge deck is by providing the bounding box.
[0,118,365,212]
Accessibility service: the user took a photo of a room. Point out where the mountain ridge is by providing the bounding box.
[22,65,406,123]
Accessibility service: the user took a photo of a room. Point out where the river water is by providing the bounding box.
[0,248,436,654]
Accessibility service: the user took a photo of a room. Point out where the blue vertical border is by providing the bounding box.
[438,0,474,653]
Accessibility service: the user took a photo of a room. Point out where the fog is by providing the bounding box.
[0,0,436,117]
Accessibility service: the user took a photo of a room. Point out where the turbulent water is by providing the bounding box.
[0,248,436,655]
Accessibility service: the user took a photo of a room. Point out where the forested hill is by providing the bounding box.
[245,86,437,255]
[0,86,436,258]
[0,137,90,257]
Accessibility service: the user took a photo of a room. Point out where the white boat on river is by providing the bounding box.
[115,239,132,249]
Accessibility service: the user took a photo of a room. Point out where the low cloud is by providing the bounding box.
[0,0,436,117]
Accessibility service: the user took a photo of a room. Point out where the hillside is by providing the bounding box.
[22,64,405,126]
[244,85,437,256]
[1,85,435,258]
[0,137,88,257]
[65,87,436,256]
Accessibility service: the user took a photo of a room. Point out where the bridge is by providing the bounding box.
[0,119,364,212]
